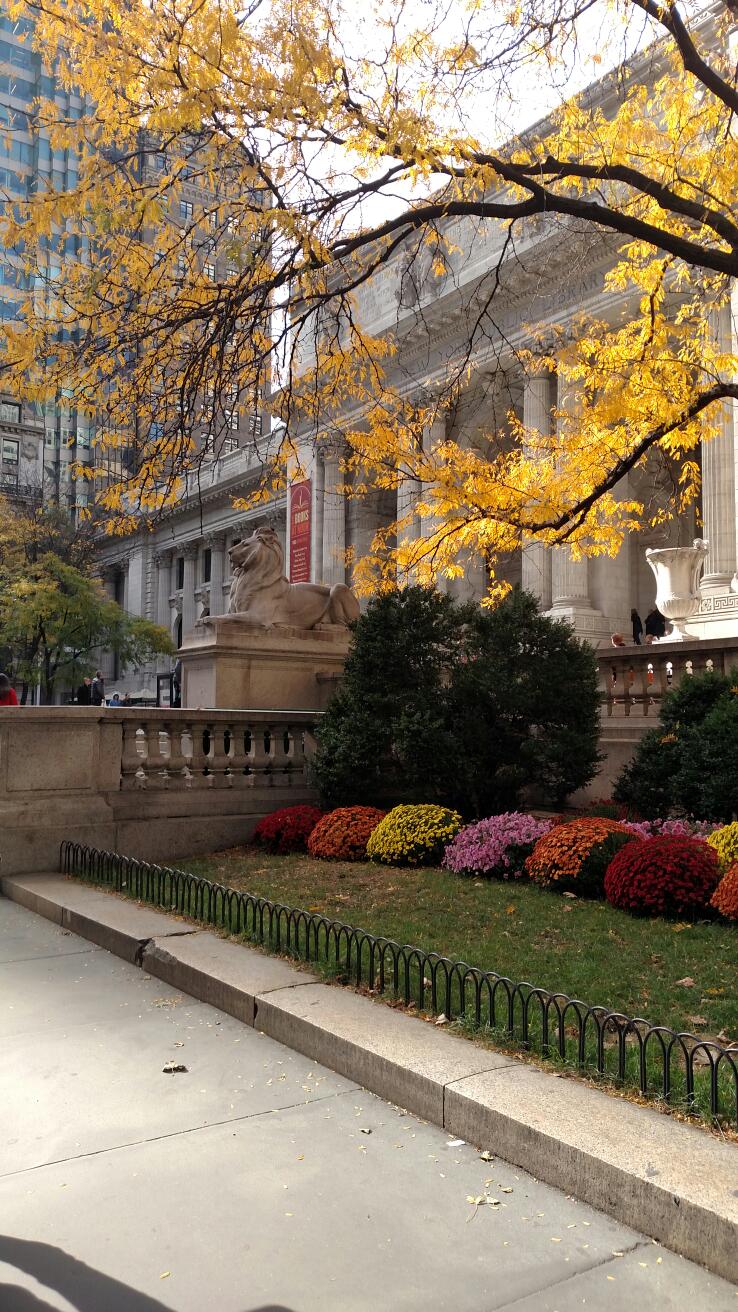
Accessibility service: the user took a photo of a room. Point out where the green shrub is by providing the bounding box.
[614,671,737,821]
[366,804,462,866]
[314,587,601,814]
[682,694,738,822]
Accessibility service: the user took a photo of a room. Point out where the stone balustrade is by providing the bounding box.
[119,710,317,790]
[0,707,320,874]
[598,636,738,719]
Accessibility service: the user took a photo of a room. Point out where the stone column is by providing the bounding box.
[701,302,737,592]
[154,550,173,628]
[420,413,447,590]
[206,533,227,616]
[181,543,199,638]
[119,556,130,614]
[321,440,346,586]
[521,371,553,609]
[99,565,117,602]
[396,457,419,584]
[547,374,610,642]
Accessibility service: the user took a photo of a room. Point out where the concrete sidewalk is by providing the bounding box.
[2,895,737,1311]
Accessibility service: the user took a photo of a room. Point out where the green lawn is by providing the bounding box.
[185,847,737,1045]
[94,843,737,1127]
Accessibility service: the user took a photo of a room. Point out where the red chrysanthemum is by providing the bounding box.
[252,804,323,854]
[604,836,720,917]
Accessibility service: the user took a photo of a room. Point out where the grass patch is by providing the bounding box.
[186,847,737,1041]
[180,846,738,1127]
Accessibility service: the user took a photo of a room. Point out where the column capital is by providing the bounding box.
[522,362,555,386]
[182,541,199,560]
[153,547,174,566]
[316,433,347,461]
[205,531,227,550]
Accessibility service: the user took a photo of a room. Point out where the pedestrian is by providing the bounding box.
[90,670,105,706]
[610,632,626,647]
[108,692,121,707]
[0,672,18,706]
[645,607,666,640]
[630,608,643,645]
[122,692,132,706]
[172,657,182,708]
[77,676,92,705]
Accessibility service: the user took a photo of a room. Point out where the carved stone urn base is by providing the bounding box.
[178,615,351,711]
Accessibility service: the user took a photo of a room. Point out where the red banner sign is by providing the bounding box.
[289,479,312,583]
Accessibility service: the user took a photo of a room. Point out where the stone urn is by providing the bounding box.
[645,539,709,640]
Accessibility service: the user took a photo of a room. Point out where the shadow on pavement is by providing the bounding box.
[0,1237,299,1312]
[0,1235,181,1311]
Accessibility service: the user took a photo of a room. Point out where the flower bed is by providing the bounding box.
[367,803,462,867]
[604,836,720,917]
[443,812,552,879]
[307,806,386,861]
[252,804,323,855]
[526,817,634,896]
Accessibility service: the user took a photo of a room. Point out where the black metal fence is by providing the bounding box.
[60,840,738,1128]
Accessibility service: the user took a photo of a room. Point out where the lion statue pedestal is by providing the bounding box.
[178,527,358,711]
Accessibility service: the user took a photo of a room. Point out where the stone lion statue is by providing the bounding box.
[227,526,360,628]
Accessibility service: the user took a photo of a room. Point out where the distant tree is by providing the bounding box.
[313,587,600,814]
[0,499,173,702]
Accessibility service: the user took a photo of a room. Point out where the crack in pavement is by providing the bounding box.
[492,1238,652,1311]
[0,1086,360,1181]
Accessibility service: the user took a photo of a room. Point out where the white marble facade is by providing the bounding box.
[103,190,738,698]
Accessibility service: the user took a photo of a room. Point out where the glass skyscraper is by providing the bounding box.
[0,11,91,509]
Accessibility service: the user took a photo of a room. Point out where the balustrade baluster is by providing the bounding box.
[186,720,210,789]
[144,720,169,787]
[165,721,188,786]
[227,722,250,787]
[270,725,293,784]
[121,720,146,789]
[208,723,232,787]
[248,724,273,786]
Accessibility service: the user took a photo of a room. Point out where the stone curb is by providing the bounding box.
[3,873,737,1282]
[0,873,199,964]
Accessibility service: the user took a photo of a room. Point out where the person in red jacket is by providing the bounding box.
[0,673,18,706]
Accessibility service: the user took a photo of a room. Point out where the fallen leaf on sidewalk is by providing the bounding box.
[162,1062,188,1075]
[160,1272,170,1280]
[479,1149,493,1162]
